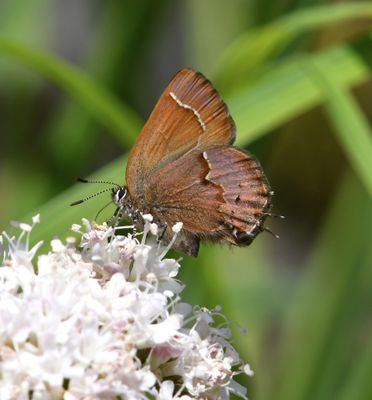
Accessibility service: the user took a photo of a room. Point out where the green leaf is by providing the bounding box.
[271,172,372,400]
[0,38,142,148]
[308,57,372,198]
[338,321,372,400]
[228,45,370,146]
[215,2,372,91]
[48,1,168,171]
[186,0,251,74]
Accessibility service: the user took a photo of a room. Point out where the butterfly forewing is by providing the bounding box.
[126,69,235,197]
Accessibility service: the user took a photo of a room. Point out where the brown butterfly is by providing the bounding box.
[74,69,273,257]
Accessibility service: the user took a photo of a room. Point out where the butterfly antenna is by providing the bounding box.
[70,187,114,206]
[263,226,280,239]
[264,212,285,219]
[77,177,120,186]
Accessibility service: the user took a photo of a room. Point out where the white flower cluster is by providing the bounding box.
[0,215,253,400]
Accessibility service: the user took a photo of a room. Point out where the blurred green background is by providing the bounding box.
[1,0,372,399]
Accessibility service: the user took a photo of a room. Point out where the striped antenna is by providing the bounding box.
[70,187,115,206]
[77,177,120,186]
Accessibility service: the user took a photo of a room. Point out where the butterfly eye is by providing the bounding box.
[113,187,127,204]
[119,187,127,199]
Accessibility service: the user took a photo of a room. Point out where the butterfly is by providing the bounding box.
[74,69,273,257]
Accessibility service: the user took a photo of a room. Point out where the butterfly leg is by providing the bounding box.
[132,224,137,236]
[107,207,120,226]
[157,223,168,242]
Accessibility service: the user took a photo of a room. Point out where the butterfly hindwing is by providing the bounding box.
[203,146,272,245]
[142,146,271,256]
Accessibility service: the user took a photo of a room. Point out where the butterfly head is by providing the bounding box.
[112,186,128,205]
[111,186,141,224]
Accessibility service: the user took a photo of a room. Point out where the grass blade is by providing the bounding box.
[48,1,168,171]
[228,45,370,146]
[308,57,372,198]
[338,316,372,400]
[271,172,372,400]
[215,2,372,91]
[0,38,142,148]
